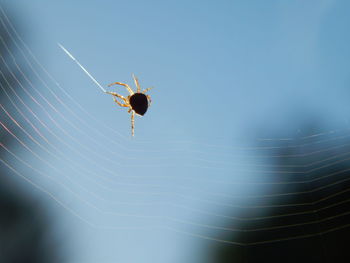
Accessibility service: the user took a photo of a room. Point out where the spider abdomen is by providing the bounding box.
[129,93,148,116]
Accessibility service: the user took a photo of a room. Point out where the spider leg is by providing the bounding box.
[131,110,135,136]
[113,97,129,107]
[106,91,129,107]
[108,82,134,95]
[132,74,141,93]
[146,95,152,106]
[143,87,153,93]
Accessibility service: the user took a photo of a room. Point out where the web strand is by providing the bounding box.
[0,5,349,247]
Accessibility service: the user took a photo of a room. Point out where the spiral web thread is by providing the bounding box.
[0,5,349,248]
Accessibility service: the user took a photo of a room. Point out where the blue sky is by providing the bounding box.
[2,0,350,262]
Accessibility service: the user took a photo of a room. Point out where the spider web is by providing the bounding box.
[0,4,349,263]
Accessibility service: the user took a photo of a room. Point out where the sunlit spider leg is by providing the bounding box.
[132,74,141,93]
[131,110,135,136]
[113,97,129,107]
[146,95,152,106]
[106,92,129,107]
[108,82,134,95]
[143,87,153,93]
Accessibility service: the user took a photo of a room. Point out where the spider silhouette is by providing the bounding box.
[105,74,152,136]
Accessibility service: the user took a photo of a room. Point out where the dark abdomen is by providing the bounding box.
[129,93,148,116]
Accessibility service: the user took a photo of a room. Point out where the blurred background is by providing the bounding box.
[0,0,350,262]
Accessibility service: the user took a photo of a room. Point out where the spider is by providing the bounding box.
[105,74,152,136]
